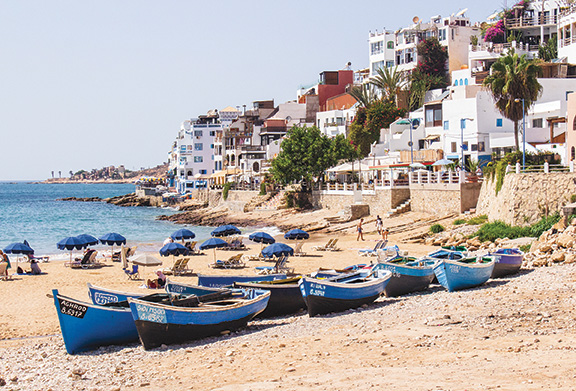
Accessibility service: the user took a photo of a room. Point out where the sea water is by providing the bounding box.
[0,182,215,256]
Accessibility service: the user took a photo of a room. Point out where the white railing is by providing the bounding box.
[407,171,483,185]
[514,162,572,174]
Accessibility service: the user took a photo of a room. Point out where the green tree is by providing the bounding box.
[329,134,358,164]
[349,83,378,108]
[370,66,406,105]
[538,35,558,62]
[483,49,543,149]
[348,100,406,157]
[270,126,333,185]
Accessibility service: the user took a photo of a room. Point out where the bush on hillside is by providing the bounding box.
[430,224,445,234]
[222,182,233,200]
[467,215,488,225]
[453,219,467,225]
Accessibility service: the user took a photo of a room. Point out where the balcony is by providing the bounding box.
[505,15,558,29]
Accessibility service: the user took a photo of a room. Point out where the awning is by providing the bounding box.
[327,162,370,172]
[210,171,226,178]
[423,134,441,140]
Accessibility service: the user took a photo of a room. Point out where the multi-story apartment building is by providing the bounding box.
[368,12,479,78]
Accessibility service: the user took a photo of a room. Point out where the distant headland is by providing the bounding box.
[42,163,168,184]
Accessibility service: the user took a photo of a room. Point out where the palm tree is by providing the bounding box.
[349,84,378,108]
[483,49,543,150]
[370,66,406,105]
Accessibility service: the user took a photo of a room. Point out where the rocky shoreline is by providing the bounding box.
[58,193,156,207]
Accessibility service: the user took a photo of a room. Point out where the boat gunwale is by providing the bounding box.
[55,290,130,313]
[301,272,391,289]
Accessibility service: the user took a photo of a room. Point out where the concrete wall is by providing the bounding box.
[410,184,462,214]
[476,173,576,225]
[311,188,411,215]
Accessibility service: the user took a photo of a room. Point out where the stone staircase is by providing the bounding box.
[388,199,411,217]
[255,191,285,211]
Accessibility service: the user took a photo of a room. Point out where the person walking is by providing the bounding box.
[356,218,365,241]
[382,227,389,241]
[375,215,383,235]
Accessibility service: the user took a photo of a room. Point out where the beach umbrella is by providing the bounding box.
[170,228,196,241]
[99,232,127,262]
[57,236,88,263]
[211,225,241,237]
[129,253,162,277]
[284,229,309,240]
[4,242,34,272]
[409,162,426,169]
[432,159,454,166]
[76,234,99,246]
[199,237,229,263]
[159,242,190,270]
[249,231,276,252]
[261,242,294,259]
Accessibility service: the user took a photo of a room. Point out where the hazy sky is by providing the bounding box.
[0,1,501,180]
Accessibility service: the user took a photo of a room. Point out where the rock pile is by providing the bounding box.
[524,219,576,267]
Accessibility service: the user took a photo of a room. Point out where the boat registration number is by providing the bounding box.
[58,298,88,319]
[449,265,460,273]
[93,292,119,305]
[136,303,167,323]
[309,283,325,297]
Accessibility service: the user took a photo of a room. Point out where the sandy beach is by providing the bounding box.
[1,211,576,390]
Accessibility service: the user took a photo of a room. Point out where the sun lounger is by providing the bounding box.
[224,238,246,251]
[164,257,193,276]
[210,254,246,269]
[255,256,294,275]
[312,238,335,251]
[326,238,340,251]
[70,251,103,269]
[293,242,306,257]
[358,240,387,256]
[242,254,266,262]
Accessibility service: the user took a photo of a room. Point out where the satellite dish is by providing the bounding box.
[456,8,468,17]
[412,16,420,24]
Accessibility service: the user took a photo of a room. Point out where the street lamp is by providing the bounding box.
[515,98,526,171]
[460,118,474,171]
[408,118,420,165]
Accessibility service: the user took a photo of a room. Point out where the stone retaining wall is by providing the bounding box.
[476,173,576,226]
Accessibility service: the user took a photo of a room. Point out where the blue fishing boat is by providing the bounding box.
[488,248,524,278]
[128,288,270,350]
[298,270,391,317]
[433,257,495,292]
[373,256,435,297]
[427,248,467,261]
[234,277,305,317]
[87,283,144,305]
[196,273,287,287]
[52,289,139,354]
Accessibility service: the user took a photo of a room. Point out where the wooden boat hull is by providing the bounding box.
[433,259,495,292]
[234,278,305,317]
[373,262,434,297]
[298,272,391,317]
[165,280,227,296]
[489,249,524,278]
[128,289,270,350]
[87,283,144,305]
[197,273,287,287]
[53,289,138,354]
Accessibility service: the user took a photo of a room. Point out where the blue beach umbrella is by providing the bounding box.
[99,233,127,262]
[211,225,241,237]
[170,228,196,241]
[4,242,35,272]
[261,242,294,259]
[159,242,190,257]
[57,236,88,262]
[76,234,99,246]
[249,231,275,252]
[200,237,229,263]
[284,229,309,240]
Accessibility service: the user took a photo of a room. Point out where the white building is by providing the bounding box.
[316,106,357,138]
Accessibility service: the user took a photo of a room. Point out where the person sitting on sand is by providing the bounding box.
[147,270,167,289]
[356,218,365,241]
[26,259,42,275]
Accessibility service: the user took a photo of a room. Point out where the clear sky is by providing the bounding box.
[0,0,502,180]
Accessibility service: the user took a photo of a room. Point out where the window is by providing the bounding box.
[451,28,455,40]
[371,41,383,54]
[478,142,485,152]
[209,131,215,136]
[210,144,214,149]
[464,79,469,86]
[200,169,207,175]
[439,29,447,41]
[194,130,203,137]
[180,145,186,152]
[371,60,385,74]
[533,118,543,128]
[187,170,192,176]
[451,142,457,152]
[187,145,193,151]
[471,144,478,151]
[463,141,469,150]
[387,41,394,49]
[425,105,442,127]
[567,91,574,100]
[443,121,449,130]
[386,60,394,68]
[454,80,458,86]
[496,118,503,127]
[572,146,575,160]
[194,156,203,163]
[194,143,203,151]
[573,116,576,130]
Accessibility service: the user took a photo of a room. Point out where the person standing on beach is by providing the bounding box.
[0,250,10,276]
[382,227,389,241]
[375,215,383,235]
[357,218,365,241]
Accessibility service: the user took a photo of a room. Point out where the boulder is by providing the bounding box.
[564,253,576,264]
[551,251,565,263]
[538,242,553,253]
[532,257,548,267]
[553,219,567,232]
[557,233,574,249]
